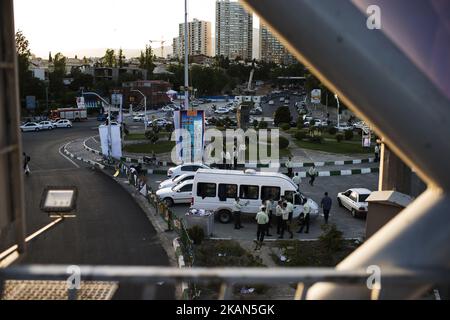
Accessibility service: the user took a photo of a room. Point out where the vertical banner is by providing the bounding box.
[174,110,205,163]
[99,125,123,159]
[76,96,85,109]
[311,89,321,104]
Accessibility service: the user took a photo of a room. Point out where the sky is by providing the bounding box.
[13,0,259,59]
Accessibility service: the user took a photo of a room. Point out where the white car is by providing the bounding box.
[268,100,274,105]
[334,124,353,131]
[167,163,210,178]
[20,122,41,132]
[156,179,194,206]
[39,121,54,130]
[158,173,195,190]
[133,115,146,122]
[337,188,372,218]
[162,106,174,112]
[151,118,171,127]
[53,119,72,128]
[214,107,229,114]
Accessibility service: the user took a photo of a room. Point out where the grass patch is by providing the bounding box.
[295,139,373,154]
[194,240,268,299]
[124,133,146,141]
[123,140,175,154]
[272,224,360,267]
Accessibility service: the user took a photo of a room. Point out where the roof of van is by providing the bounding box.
[196,169,297,186]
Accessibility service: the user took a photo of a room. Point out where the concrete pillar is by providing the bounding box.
[379,142,412,194]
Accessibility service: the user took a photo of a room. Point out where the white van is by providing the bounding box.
[191,169,319,223]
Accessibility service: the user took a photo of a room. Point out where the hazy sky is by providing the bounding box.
[13,0,259,58]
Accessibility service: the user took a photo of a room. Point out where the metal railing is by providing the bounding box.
[1,265,449,300]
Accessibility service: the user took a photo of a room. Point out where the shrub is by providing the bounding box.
[273,106,292,126]
[328,126,337,135]
[279,136,290,149]
[336,133,344,142]
[308,136,323,144]
[344,129,354,140]
[280,123,291,131]
[252,119,259,129]
[188,225,205,245]
[319,224,344,253]
[294,131,307,141]
[165,123,174,133]
[145,130,159,144]
[296,119,304,129]
[258,120,268,130]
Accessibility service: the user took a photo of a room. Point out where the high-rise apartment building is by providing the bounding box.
[260,24,296,65]
[172,19,212,59]
[215,0,253,60]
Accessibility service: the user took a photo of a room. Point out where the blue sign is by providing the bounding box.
[26,96,36,110]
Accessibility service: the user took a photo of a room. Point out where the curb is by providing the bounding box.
[173,238,190,296]
[83,136,375,168]
[63,141,105,169]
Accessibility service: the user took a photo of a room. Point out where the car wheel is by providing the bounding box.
[163,197,174,207]
[337,198,343,207]
[49,126,53,130]
[67,125,72,128]
[217,209,232,224]
[35,128,40,132]
[351,209,357,218]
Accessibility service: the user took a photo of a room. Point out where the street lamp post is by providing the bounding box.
[334,93,340,128]
[184,0,189,110]
[131,89,147,131]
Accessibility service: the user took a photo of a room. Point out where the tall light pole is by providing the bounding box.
[131,89,147,130]
[334,93,340,128]
[184,0,189,110]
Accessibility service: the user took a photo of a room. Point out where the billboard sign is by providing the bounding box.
[111,93,123,106]
[311,89,321,104]
[26,96,36,110]
[76,96,85,109]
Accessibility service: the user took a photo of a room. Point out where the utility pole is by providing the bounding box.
[131,89,147,130]
[184,0,189,110]
[334,93,340,128]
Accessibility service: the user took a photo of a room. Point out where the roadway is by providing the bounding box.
[17,120,174,299]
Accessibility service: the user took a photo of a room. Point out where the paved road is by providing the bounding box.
[18,120,173,299]
[147,172,378,241]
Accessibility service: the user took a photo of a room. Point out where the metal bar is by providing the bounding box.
[0,144,18,156]
[1,265,450,286]
[241,0,450,300]
[0,62,14,69]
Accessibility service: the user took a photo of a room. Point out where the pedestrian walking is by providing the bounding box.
[255,207,269,250]
[374,144,380,162]
[225,150,232,169]
[285,157,293,178]
[308,165,318,186]
[320,192,332,224]
[297,202,311,234]
[23,152,31,176]
[279,202,293,239]
[275,200,284,235]
[233,197,248,229]
[265,198,274,236]
[292,172,301,190]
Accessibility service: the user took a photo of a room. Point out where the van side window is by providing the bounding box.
[239,185,259,200]
[218,184,237,201]
[197,183,216,198]
[261,186,281,201]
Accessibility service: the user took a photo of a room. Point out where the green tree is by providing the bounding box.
[139,45,155,79]
[103,49,117,67]
[118,48,125,68]
[48,52,67,102]
[15,30,32,100]
[273,106,292,126]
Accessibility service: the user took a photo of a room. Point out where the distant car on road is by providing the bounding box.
[167,163,210,178]
[20,122,41,132]
[162,106,175,112]
[39,121,54,130]
[133,114,146,122]
[53,119,73,128]
[156,179,194,207]
[97,114,108,122]
[268,100,274,105]
[249,107,262,115]
[337,188,372,218]
[334,124,353,131]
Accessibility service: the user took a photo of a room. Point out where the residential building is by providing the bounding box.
[215,0,253,60]
[120,80,171,108]
[260,24,296,65]
[173,18,212,59]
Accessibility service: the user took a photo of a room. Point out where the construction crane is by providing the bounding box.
[149,39,166,58]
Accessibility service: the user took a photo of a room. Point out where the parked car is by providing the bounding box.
[214,107,229,115]
[20,122,41,132]
[268,100,274,105]
[156,179,194,206]
[249,107,262,115]
[162,106,175,112]
[151,118,171,127]
[53,119,73,128]
[167,163,210,178]
[191,169,319,224]
[158,173,196,190]
[133,114,146,122]
[39,121,54,130]
[337,188,372,218]
[334,124,354,131]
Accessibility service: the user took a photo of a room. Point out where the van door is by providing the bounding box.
[239,185,260,214]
